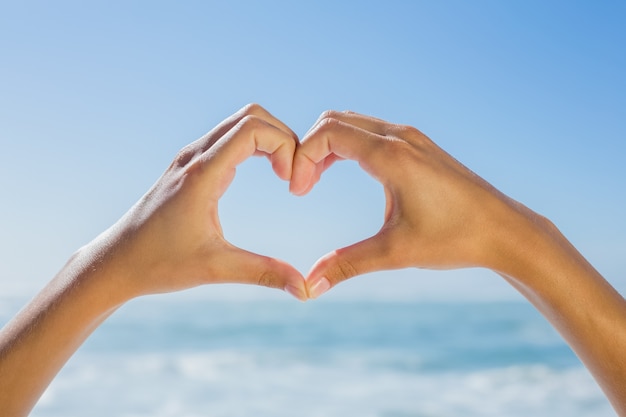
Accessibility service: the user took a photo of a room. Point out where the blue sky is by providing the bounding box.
[1,1,625,301]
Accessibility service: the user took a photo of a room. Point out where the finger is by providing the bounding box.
[240,115,297,180]
[312,110,395,137]
[311,153,344,192]
[290,118,388,196]
[213,245,307,301]
[246,103,298,142]
[208,103,298,150]
[294,110,427,190]
[294,153,344,196]
[202,114,298,196]
[179,104,298,165]
[305,230,398,299]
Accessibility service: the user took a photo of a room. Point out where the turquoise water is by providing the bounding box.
[1,297,614,416]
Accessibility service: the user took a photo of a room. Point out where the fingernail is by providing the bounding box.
[284,284,305,302]
[308,276,331,299]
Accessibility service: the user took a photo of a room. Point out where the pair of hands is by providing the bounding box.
[5,103,625,417]
[106,104,515,302]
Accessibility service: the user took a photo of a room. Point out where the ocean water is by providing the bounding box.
[0,296,615,416]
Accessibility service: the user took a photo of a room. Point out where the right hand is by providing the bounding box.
[290,110,533,298]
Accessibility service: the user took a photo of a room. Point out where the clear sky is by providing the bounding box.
[1,1,625,301]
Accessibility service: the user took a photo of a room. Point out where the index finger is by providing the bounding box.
[208,114,298,182]
[208,103,298,150]
[310,110,396,137]
[180,104,298,163]
[290,117,389,196]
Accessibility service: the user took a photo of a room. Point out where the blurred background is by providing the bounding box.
[1,1,624,416]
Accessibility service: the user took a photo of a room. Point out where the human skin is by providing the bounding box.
[290,110,626,416]
[1,105,625,416]
[0,104,307,417]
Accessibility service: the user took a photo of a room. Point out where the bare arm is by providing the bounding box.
[290,110,626,415]
[0,104,307,417]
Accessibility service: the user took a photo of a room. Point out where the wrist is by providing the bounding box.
[65,230,140,309]
[481,195,620,313]
[479,196,557,280]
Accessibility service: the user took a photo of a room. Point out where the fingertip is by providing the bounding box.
[284,283,308,302]
[288,181,303,196]
[306,276,331,299]
[304,251,339,299]
[289,153,315,196]
[266,258,307,301]
[271,152,293,181]
[289,179,313,196]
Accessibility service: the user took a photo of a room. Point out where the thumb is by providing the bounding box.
[305,232,395,299]
[215,245,307,301]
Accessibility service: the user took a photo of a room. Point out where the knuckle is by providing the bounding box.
[174,146,194,167]
[257,269,280,289]
[241,102,264,116]
[239,113,259,124]
[236,114,264,132]
[334,258,358,282]
[316,116,341,131]
[393,123,417,136]
[319,109,340,121]
[394,124,429,143]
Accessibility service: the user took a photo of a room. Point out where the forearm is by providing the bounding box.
[0,238,130,417]
[488,203,626,415]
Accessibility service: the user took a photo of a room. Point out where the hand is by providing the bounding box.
[98,103,307,300]
[0,104,310,417]
[291,110,626,416]
[290,110,528,298]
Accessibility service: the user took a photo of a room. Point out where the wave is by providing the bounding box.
[34,349,611,417]
[0,297,611,416]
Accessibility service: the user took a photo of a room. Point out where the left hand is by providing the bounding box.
[93,103,306,300]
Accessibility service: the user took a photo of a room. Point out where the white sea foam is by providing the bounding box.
[4,298,612,416]
[31,349,612,417]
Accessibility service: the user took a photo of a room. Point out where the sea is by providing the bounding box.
[0,295,615,417]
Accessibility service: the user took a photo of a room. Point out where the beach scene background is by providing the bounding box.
[0,295,614,417]
[1,1,625,415]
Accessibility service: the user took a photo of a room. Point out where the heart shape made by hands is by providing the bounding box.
[219,156,384,284]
